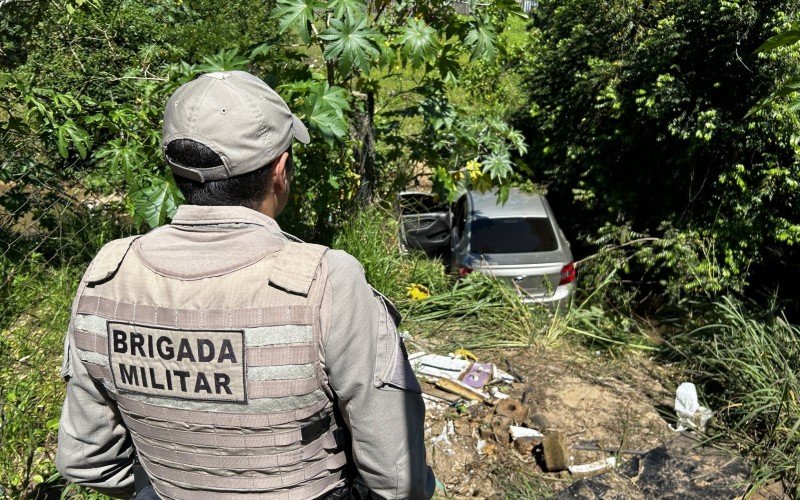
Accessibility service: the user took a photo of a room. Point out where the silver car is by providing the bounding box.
[398,188,576,307]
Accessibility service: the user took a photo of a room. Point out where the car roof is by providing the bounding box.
[467,188,549,218]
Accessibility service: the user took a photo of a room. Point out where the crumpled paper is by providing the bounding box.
[670,382,713,432]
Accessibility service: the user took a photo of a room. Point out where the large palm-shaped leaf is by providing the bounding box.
[309,82,350,119]
[282,81,351,141]
[133,177,181,228]
[272,0,322,44]
[307,83,350,141]
[465,17,498,62]
[397,18,440,69]
[320,17,384,75]
[757,25,800,53]
[327,0,367,20]
[196,48,250,73]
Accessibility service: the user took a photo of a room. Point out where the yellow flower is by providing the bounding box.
[406,283,431,301]
[466,159,482,181]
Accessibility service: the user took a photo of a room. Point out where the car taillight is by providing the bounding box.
[458,265,473,278]
[559,261,576,285]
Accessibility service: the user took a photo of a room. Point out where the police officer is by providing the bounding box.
[56,71,435,499]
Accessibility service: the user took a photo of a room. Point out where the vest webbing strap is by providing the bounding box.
[268,242,327,296]
[134,432,338,470]
[153,469,345,500]
[84,362,111,381]
[117,395,330,428]
[145,451,347,491]
[247,377,319,398]
[74,329,108,355]
[77,295,312,328]
[245,344,317,367]
[124,415,333,449]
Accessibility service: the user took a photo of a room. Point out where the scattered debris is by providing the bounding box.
[459,361,493,389]
[420,381,461,403]
[420,350,710,498]
[477,438,495,456]
[491,415,513,444]
[556,434,751,498]
[489,387,510,399]
[569,457,617,478]
[410,352,470,380]
[409,352,515,386]
[495,398,528,422]
[431,420,455,455]
[513,436,539,455]
[435,378,491,402]
[509,425,544,440]
[503,357,525,383]
[573,442,648,456]
[670,382,713,432]
[542,430,569,472]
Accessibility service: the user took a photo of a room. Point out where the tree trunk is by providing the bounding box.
[352,90,376,206]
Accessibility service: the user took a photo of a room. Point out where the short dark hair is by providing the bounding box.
[167,139,272,209]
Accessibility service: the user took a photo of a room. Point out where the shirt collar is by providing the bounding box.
[171,205,282,232]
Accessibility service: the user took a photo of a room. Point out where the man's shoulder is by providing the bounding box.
[83,235,142,284]
[323,249,366,278]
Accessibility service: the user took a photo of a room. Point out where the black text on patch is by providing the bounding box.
[107,322,246,402]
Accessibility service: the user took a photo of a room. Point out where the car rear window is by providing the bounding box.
[470,217,558,253]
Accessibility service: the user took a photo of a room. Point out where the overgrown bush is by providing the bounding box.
[515,0,800,308]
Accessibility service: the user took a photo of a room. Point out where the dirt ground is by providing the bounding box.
[421,347,678,498]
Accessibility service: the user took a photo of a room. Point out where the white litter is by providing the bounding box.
[431,420,455,455]
[568,457,617,476]
[476,438,490,455]
[410,353,515,384]
[670,382,713,432]
[509,426,544,440]
[489,387,510,399]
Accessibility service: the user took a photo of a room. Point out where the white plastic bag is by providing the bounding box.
[671,382,713,432]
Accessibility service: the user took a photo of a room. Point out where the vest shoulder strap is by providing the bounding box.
[85,235,140,285]
[269,241,328,296]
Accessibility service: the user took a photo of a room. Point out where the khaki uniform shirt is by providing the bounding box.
[56,205,435,499]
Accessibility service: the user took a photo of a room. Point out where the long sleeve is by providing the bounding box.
[56,302,136,497]
[322,250,435,500]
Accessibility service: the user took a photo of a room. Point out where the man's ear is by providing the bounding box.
[271,151,291,193]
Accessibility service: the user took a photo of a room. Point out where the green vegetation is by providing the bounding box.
[1,0,800,497]
[0,259,80,497]
[670,299,800,493]
[515,0,800,312]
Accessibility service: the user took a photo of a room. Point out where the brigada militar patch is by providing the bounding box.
[107,322,246,402]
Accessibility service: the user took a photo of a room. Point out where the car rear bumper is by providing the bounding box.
[519,283,574,309]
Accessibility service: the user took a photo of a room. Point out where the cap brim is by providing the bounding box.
[292,114,311,144]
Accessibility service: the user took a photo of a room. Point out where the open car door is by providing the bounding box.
[397,192,451,257]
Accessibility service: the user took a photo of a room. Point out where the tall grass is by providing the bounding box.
[669,297,800,494]
[0,256,81,497]
[331,204,450,302]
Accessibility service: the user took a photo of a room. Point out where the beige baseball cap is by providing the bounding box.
[162,71,310,182]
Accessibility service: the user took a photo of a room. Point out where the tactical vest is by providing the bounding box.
[68,229,347,499]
